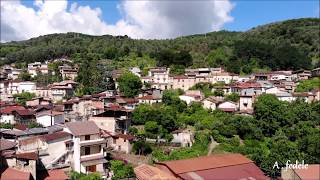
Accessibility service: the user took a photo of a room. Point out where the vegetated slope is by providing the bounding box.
[0,18,319,72]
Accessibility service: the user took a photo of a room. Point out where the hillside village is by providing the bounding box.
[0,57,319,180]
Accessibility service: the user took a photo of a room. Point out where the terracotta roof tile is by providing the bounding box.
[41,131,71,142]
[294,164,320,180]
[15,152,38,160]
[44,169,68,180]
[138,95,161,100]
[156,154,253,174]
[15,109,35,116]
[66,121,99,136]
[0,139,17,151]
[14,123,28,131]
[0,105,25,114]
[0,168,31,180]
[114,133,135,140]
[134,164,178,180]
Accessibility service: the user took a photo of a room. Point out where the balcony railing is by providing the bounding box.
[80,152,104,162]
[79,138,107,146]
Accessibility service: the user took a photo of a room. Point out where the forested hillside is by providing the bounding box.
[1,18,319,73]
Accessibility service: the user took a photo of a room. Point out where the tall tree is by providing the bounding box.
[117,72,142,97]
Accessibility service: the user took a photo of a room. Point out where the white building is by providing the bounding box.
[0,105,26,124]
[0,80,36,101]
[129,67,142,77]
[179,90,204,105]
[65,121,107,175]
[18,131,72,169]
[36,110,64,127]
[217,101,238,112]
[171,129,194,147]
[138,95,162,104]
[27,62,49,77]
[202,96,224,111]
[89,107,132,134]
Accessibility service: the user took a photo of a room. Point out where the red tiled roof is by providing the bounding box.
[107,104,128,111]
[0,105,25,114]
[134,164,178,180]
[156,154,253,174]
[122,97,138,104]
[41,131,71,142]
[66,121,99,136]
[15,109,35,116]
[179,162,266,180]
[14,123,28,130]
[0,139,17,151]
[0,168,31,180]
[292,92,311,97]
[173,75,188,79]
[233,82,261,89]
[15,152,38,160]
[44,169,68,180]
[138,95,161,100]
[294,164,320,180]
[18,136,41,146]
[114,133,135,140]
[36,110,64,117]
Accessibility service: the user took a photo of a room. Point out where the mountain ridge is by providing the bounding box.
[1,18,319,72]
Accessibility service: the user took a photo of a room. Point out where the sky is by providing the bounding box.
[1,0,319,42]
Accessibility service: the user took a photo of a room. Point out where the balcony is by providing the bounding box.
[80,152,104,162]
[80,138,107,146]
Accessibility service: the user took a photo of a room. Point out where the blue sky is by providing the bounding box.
[2,0,319,41]
[225,0,319,31]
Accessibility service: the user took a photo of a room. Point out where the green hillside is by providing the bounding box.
[1,18,319,73]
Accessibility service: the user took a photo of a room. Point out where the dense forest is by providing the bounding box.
[1,18,319,74]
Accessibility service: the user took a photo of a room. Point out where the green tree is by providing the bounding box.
[295,77,320,92]
[206,47,232,67]
[132,140,153,155]
[213,90,224,97]
[18,70,32,81]
[225,93,240,102]
[28,122,44,128]
[0,123,14,129]
[132,104,155,125]
[110,160,135,180]
[69,171,103,180]
[144,121,160,138]
[117,72,142,97]
[253,94,287,137]
[13,92,36,105]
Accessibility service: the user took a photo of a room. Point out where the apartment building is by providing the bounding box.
[1,65,22,80]
[142,67,239,91]
[35,80,77,102]
[0,80,36,101]
[89,105,132,134]
[27,62,49,77]
[65,121,107,175]
[59,65,78,80]
[17,131,72,170]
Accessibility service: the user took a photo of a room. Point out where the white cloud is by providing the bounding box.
[1,0,234,42]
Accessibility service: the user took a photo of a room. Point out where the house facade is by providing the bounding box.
[65,121,108,175]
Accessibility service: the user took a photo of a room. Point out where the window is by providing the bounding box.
[124,139,127,142]
[85,147,90,155]
[86,165,96,172]
[85,135,90,140]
